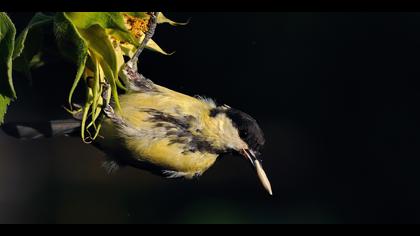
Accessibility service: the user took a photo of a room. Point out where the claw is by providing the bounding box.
[103,104,115,118]
[101,81,111,102]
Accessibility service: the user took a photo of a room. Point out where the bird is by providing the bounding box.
[1,12,272,195]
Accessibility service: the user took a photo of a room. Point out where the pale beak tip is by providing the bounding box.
[265,182,273,196]
[254,159,273,196]
[241,149,273,196]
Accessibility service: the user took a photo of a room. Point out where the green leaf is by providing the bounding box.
[0,95,10,124]
[81,85,93,143]
[77,25,118,82]
[64,12,137,46]
[157,13,189,26]
[53,12,89,107]
[0,12,16,98]
[12,56,33,80]
[12,13,52,80]
[27,52,45,69]
[75,24,122,111]
[146,38,174,55]
[0,12,17,124]
[13,12,53,60]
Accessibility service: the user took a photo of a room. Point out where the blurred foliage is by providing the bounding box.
[0,12,16,124]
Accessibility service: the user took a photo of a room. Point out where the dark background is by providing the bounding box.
[1,12,420,224]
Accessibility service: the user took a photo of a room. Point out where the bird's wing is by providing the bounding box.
[105,90,219,175]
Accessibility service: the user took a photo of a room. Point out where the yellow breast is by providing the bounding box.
[99,85,219,178]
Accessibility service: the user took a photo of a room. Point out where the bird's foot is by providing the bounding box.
[103,102,128,129]
[101,81,110,101]
[100,81,124,127]
[122,67,155,93]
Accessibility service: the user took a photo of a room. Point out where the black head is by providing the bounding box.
[210,106,271,195]
[224,108,265,154]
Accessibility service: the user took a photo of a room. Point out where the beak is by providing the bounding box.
[241,149,273,196]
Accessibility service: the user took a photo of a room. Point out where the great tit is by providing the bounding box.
[1,12,272,195]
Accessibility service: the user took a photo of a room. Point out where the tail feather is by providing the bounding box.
[1,119,81,139]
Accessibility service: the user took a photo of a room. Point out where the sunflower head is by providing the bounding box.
[53,12,186,143]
